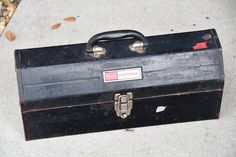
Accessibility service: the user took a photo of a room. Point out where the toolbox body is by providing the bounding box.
[15,29,224,140]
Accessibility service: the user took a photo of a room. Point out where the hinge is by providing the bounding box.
[114,92,133,119]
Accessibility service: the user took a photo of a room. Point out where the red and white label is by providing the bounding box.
[103,67,142,83]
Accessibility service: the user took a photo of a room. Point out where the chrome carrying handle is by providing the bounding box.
[86,30,149,57]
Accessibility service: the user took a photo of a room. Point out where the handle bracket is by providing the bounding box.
[86,30,149,57]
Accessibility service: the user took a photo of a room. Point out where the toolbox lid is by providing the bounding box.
[14,29,224,112]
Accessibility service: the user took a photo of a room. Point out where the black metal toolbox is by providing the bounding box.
[15,29,224,140]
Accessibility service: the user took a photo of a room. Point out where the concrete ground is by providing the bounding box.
[0,0,236,156]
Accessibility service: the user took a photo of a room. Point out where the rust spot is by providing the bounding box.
[202,34,212,41]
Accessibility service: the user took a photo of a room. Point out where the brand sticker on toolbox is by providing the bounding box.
[103,67,142,83]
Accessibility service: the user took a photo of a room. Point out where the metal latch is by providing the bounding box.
[114,92,133,119]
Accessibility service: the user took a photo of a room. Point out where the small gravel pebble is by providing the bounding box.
[0,0,21,36]
[0,9,3,17]
[0,16,4,21]
[3,10,8,16]
[0,2,3,10]
[3,0,11,6]
[0,21,6,25]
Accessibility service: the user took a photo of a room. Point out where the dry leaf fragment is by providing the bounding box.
[5,31,16,41]
[9,10,14,17]
[63,17,76,22]
[7,5,16,11]
[5,16,10,23]
[51,23,61,30]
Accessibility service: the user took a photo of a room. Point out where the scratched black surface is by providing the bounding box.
[23,91,222,140]
[15,29,220,68]
[14,29,224,140]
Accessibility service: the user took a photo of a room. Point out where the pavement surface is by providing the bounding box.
[0,0,236,156]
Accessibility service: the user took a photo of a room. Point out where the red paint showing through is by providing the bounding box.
[192,42,208,50]
[216,112,220,119]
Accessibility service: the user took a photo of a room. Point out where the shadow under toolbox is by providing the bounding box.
[15,29,224,140]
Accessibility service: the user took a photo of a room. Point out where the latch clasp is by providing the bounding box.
[114,92,133,119]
